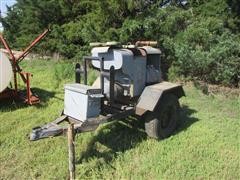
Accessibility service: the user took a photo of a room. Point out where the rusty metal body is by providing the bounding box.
[0,29,49,105]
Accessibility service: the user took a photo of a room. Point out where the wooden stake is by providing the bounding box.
[68,123,75,180]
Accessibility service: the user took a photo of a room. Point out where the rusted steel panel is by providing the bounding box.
[135,41,158,47]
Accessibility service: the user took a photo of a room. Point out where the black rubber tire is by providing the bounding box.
[144,94,180,139]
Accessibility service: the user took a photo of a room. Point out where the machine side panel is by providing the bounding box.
[119,50,147,97]
[92,48,127,70]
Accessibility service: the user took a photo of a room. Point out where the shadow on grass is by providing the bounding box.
[77,105,198,165]
[76,117,146,165]
[175,105,198,134]
[0,88,56,111]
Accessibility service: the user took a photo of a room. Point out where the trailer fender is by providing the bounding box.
[135,81,185,116]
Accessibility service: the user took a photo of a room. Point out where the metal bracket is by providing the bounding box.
[30,115,68,141]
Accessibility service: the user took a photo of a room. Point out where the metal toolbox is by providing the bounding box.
[64,84,102,122]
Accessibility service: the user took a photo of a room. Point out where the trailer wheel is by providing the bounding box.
[144,94,180,139]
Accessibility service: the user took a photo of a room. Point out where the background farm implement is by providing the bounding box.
[0,29,49,105]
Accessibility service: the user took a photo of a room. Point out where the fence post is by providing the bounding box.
[68,123,75,180]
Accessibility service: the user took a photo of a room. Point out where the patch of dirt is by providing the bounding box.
[185,81,240,97]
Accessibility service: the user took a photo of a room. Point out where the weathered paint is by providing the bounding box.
[135,81,185,116]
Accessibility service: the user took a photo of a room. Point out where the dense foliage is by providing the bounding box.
[1,0,239,87]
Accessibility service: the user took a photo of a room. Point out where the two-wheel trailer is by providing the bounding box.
[31,41,184,141]
[30,41,185,178]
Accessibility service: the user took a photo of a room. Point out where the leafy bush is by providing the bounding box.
[173,29,240,86]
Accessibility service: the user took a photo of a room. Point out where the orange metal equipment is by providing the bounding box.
[0,29,49,105]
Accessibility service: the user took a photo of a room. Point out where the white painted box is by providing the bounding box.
[64,84,102,122]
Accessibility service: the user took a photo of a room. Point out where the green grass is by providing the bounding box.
[0,60,239,179]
